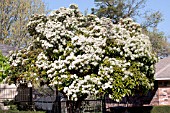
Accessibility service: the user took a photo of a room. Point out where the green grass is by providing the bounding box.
[0,111,45,113]
[151,106,170,113]
[110,106,170,113]
[1,106,170,113]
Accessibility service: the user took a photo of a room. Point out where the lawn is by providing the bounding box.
[110,106,170,113]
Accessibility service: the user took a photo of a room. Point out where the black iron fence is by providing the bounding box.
[0,85,105,113]
[0,84,154,113]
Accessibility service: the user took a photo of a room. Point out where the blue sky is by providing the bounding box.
[43,0,170,37]
[144,0,170,37]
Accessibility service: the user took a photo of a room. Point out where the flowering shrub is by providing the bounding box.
[6,4,157,101]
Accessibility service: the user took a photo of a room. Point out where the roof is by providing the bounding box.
[0,43,16,56]
[155,56,170,80]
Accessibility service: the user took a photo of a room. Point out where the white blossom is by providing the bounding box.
[8,4,157,101]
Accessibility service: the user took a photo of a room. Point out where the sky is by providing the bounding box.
[43,0,170,37]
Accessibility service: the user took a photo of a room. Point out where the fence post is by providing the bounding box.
[57,94,61,113]
[102,94,106,113]
[29,86,33,110]
[53,86,61,113]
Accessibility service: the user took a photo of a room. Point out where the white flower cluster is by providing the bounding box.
[9,50,23,67]
[63,75,102,101]
[36,52,49,69]
[8,4,157,101]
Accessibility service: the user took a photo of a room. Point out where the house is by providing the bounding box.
[150,56,170,105]
[0,43,16,56]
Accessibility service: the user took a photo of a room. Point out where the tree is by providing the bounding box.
[92,0,147,23]
[142,11,163,29]
[143,29,170,57]
[6,4,157,112]
[0,51,9,82]
[142,11,170,57]
[0,0,47,48]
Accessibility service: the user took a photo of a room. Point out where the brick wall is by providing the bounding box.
[149,88,159,105]
[146,80,170,106]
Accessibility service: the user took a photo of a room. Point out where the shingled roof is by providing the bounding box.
[155,56,170,80]
[0,43,16,56]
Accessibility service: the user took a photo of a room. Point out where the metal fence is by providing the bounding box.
[0,84,155,113]
[0,85,106,113]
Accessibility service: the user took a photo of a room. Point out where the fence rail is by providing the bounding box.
[0,85,153,113]
[0,86,107,113]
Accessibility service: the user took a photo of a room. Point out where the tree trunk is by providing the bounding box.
[66,95,87,113]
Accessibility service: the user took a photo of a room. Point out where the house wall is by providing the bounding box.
[150,80,170,105]
[149,88,159,105]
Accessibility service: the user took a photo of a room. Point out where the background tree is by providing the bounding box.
[92,0,147,23]
[6,5,157,112]
[142,11,163,29]
[0,0,47,48]
[142,12,170,57]
[92,0,170,57]
[143,29,170,58]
